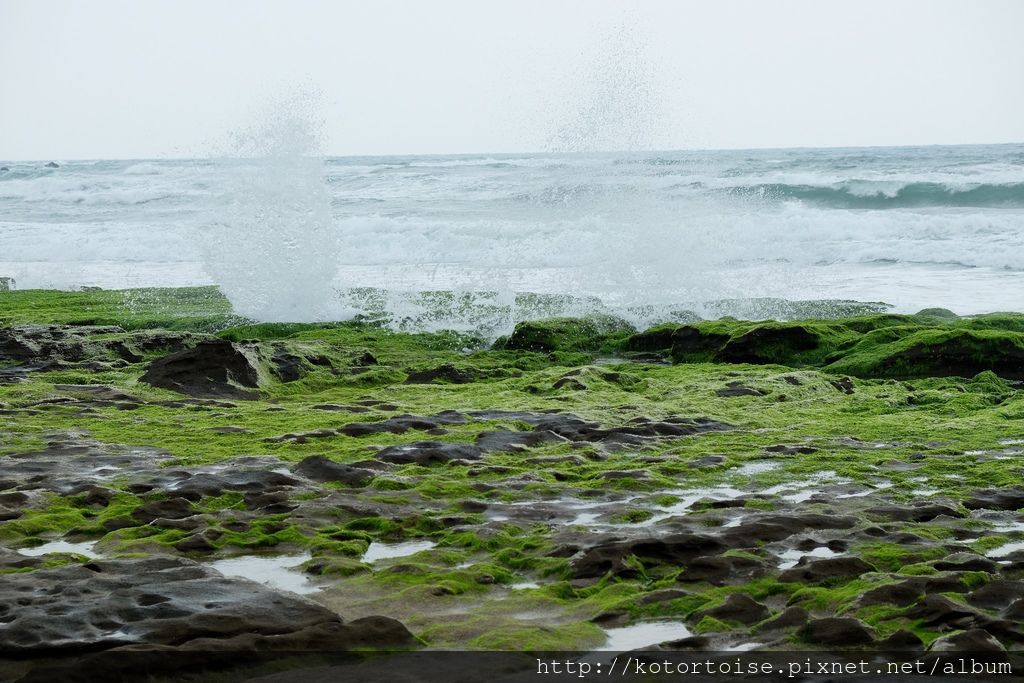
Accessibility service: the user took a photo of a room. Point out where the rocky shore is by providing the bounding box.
[1,287,1023,680]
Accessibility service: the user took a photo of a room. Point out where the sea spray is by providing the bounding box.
[199,99,347,322]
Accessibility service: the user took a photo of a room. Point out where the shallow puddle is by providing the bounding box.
[987,541,1024,558]
[363,540,436,563]
[18,540,99,558]
[599,621,692,651]
[777,546,843,569]
[733,461,780,476]
[209,553,316,594]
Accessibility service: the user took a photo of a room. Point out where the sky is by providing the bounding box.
[1,0,1023,159]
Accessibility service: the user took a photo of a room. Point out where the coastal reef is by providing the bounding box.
[2,287,1023,679]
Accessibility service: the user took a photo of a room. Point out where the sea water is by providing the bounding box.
[2,144,1022,329]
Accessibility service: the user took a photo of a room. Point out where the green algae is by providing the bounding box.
[2,287,1024,651]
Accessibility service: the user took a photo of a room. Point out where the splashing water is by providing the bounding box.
[198,100,347,322]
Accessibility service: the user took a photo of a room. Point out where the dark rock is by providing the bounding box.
[716,325,819,364]
[799,617,875,646]
[715,382,767,398]
[878,629,924,650]
[376,441,483,466]
[868,329,1024,381]
[670,326,730,360]
[778,557,875,584]
[859,581,924,607]
[756,606,808,632]
[967,581,1024,610]
[174,529,222,553]
[964,488,1024,511]
[294,456,374,486]
[934,553,1000,573]
[475,429,565,452]
[928,628,1005,652]
[904,594,980,627]
[140,339,262,399]
[0,557,415,655]
[693,593,769,625]
[829,377,856,394]
[404,363,474,384]
[676,555,765,585]
[689,455,725,469]
[339,412,466,437]
[639,589,689,605]
[502,318,626,353]
[765,444,818,455]
[131,497,195,524]
[865,503,964,522]
[571,534,727,580]
[624,325,680,352]
[45,161,60,168]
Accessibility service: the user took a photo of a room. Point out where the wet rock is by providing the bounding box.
[717,324,820,365]
[169,469,301,500]
[859,581,924,607]
[676,555,765,585]
[878,629,924,650]
[45,161,60,168]
[864,503,964,522]
[140,339,262,399]
[131,497,195,524]
[1006,599,1024,620]
[376,441,483,466]
[967,581,1024,610]
[404,363,474,384]
[964,488,1024,511]
[764,444,818,455]
[934,552,999,573]
[904,594,980,627]
[339,411,466,437]
[265,428,339,444]
[501,318,628,353]
[311,403,372,413]
[670,326,730,361]
[715,382,768,398]
[693,593,769,625]
[0,557,415,654]
[928,628,1005,652]
[829,377,856,394]
[756,606,808,632]
[475,429,565,452]
[778,557,875,584]
[294,456,374,486]
[571,534,727,580]
[0,324,138,371]
[689,455,726,469]
[624,324,680,352]
[174,529,223,553]
[799,617,875,646]
[639,589,689,605]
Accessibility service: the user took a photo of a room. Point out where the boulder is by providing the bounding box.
[294,455,374,486]
[376,441,483,466]
[140,339,263,399]
[799,617,875,646]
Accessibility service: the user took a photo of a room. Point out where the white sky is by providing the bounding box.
[1,0,1022,159]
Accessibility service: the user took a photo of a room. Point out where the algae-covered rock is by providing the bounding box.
[623,323,680,352]
[827,328,1024,380]
[501,317,634,353]
[716,324,821,364]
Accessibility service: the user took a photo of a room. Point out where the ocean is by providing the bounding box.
[1,143,1022,330]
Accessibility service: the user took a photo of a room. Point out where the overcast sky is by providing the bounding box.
[1,0,1022,159]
